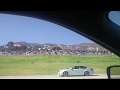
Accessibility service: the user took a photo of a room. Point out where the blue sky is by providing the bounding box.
[108,11,120,27]
[0,13,93,46]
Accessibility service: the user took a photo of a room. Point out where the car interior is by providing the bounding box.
[0,11,120,79]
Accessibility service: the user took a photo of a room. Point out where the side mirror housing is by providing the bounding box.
[106,65,120,79]
[71,68,73,70]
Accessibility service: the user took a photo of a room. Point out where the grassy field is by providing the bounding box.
[0,54,120,76]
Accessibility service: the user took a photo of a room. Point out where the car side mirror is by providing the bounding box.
[106,65,120,79]
[71,68,74,70]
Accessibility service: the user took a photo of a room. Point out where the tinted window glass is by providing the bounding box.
[108,11,120,27]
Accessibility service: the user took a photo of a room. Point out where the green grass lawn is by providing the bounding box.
[0,54,120,76]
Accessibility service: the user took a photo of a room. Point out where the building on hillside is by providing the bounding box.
[13,44,21,47]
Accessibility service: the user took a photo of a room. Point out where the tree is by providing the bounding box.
[7,41,14,47]
[21,45,27,51]
[52,46,62,51]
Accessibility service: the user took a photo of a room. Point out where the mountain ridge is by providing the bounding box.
[13,41,107,51]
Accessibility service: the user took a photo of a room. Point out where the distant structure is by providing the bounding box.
[96,47,99,51]
[13,44,21,47]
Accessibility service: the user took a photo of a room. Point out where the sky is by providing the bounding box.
[0,13,93,46]
[108,11,120,27]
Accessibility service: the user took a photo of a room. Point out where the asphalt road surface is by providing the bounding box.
[0,74,108,79]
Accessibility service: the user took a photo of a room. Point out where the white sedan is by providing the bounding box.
[58,66,94,77]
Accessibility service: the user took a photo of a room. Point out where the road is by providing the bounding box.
[0,74,108,79]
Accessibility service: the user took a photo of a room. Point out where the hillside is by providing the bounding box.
[14,41,107,51]
[0,41,108,52]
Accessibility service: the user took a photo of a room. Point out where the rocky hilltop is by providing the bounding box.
[15,41,107,51]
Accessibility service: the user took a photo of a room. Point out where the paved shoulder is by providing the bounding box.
[0,74,107,79]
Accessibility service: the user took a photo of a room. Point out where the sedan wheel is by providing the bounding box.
[63,71,68,77]
[84,71,90,76]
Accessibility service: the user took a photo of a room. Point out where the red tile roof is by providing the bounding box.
[13,44,21,47]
